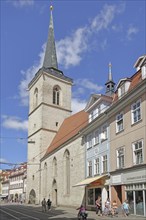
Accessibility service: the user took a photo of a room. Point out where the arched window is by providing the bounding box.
[63,150,70,195]
[33,88,38,108]
[53,157,57,177]
[53,86,61,105]
[43,162,47,198]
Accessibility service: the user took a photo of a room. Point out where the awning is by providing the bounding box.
[73,175,106,187]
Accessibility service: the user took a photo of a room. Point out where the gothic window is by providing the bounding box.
[43,163,47,198]
[63,150,70,195]
[53,86,61,105]
[53,157,57,177]
[33,88,38,109]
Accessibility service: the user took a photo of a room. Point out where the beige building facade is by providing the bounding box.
[108,56,146,216]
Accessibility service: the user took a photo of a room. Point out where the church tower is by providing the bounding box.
[105,62,115,96]
[26,5,73,204]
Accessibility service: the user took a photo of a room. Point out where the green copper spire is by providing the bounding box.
[43,5,58,69]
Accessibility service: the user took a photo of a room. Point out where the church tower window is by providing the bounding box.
[53,86,60,105]
[33,88,38,109]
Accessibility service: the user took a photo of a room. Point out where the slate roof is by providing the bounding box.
[44,110,88,158]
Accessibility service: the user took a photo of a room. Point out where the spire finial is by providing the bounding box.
[50,5,53,11]
[108,62,112,81]
[50,0,53,11]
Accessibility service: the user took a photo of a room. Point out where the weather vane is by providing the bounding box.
[50,0,53,10]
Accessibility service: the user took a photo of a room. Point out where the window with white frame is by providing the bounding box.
[89,111,94,122]
[116,112,124,133]
[94,158,100,175]
[88,161,92,177]
[101,125,107,141]
[94,130,99,145]
[117,147,124,168]
[102,155,108,173]
[132,140,143,165]
[87,134,93,149]
[131,100,141,124]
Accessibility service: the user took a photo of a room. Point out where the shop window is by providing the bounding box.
[126,191,134,214]
[87,189,94,205]
[135,191,144,215]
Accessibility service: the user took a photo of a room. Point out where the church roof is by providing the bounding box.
[43,110,88,158]
[43,5,58,69]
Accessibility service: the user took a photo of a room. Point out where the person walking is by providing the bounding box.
[103,198,111,216]
[47,198,52,210]
[41,198,47,212]
[95,196,102,216]
[111,200,118,216]
[122,200,130,217]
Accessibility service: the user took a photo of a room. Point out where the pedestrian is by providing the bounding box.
[47,198,52,210]
[103,198,111,216]
[41,198,47,212]
[122,200,130,217]
[111,200,118,216]
[95,196,102,216]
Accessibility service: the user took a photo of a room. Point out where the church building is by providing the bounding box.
[26,5,88,206]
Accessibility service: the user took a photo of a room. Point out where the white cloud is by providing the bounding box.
[19,44,45,106]
[2,115,28,131]
[71,98,86,114]
[0,158,8,163]
[56,27,88,69]
[8,0,34,8]
[75,79,103,92]
[127,25,139,40]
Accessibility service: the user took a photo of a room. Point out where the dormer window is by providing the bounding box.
[117,80,131,99]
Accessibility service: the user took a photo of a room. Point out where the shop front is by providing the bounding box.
[74,175,109,211]
[111,166,146,217]
[123,166,146,217]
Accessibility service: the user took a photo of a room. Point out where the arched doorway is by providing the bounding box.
[29,189,36,204]
[52,179,57,206]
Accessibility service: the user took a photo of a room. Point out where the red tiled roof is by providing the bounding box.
[113,70,142,102]
[44,110,88,157]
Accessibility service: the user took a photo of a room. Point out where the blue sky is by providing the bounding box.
[0,0,145,169]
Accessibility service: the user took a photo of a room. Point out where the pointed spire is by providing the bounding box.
[105,62,115,96]
[43,4,58,69]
